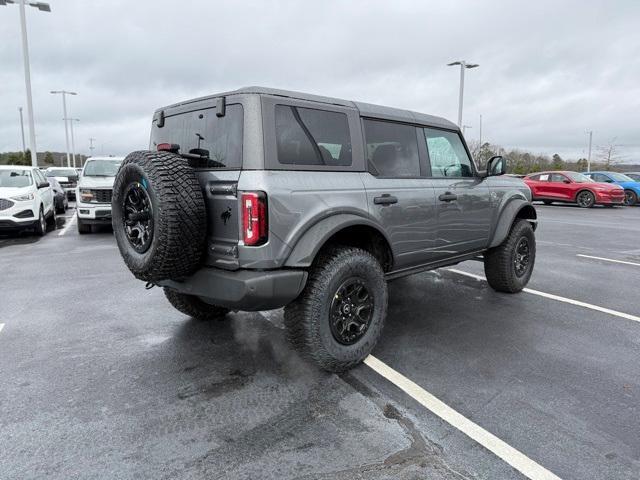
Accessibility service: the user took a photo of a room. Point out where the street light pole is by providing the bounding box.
[51,90,77,168]
[447,60,479,127]
[479,114,483,146]
[586,130,593,173]
[89,137,96,156]
[65,118,79,168]
[18,107,26,152]
[0,1,52,165]
[462,125,472,136]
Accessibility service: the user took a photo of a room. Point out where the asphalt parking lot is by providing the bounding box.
[1,204,639,480]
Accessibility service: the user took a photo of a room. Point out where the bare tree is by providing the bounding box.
[597,138,623,170]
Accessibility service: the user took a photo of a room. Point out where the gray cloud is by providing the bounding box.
[1,0,639,161]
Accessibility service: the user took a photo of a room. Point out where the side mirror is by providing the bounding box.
[486,156,506,177]
[563,179,571,184]
[37,181,50,189]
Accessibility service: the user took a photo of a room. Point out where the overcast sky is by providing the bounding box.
[1,0,639,161]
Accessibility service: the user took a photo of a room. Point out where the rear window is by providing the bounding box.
[46,168,77,178]
[275,105,352,166]
[150,104,243,169]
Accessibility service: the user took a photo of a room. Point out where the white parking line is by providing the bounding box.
[365,355,563,480]
[576,254,640,268]
[57,214,77,236]
[448,269,640,324]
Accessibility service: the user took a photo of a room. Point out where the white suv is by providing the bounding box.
[76,157,124,234]
[0,165,55,236]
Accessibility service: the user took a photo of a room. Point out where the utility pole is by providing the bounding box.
[18,107,26,152]
[586,130,593,172]
[447,60,479,127]
[1,1,52,166]
[50,90,77,168]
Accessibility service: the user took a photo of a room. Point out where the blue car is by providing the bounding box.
[582,171,640,206]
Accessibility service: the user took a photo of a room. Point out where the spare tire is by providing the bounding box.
[112,150,207,283]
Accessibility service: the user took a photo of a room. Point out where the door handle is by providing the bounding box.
[374,194,398,205]
[438,192,458,202]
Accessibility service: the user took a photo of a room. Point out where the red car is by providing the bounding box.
[524,171,625,208]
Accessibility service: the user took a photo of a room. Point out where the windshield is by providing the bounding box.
[565,172,593,183]
[46,168,77,178]
[0,169,33,188]
[83,160,123,177]
[607,172,633,182]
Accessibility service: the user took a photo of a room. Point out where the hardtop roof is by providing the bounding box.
[158,86,458,130]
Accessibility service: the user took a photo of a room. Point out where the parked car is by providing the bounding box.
[582,171,640,206]
[45,167,79,200]
[625,172,640,182]
[524,171,625,208]
[48,177,69,213]
[76,157,124,233]
[110,86,538,372]
[0,165,55,235]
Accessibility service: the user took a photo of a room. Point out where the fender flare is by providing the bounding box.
[488,199,537,248]
[284,213,392,268]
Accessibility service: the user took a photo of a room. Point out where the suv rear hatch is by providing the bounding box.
[149,100,244,270]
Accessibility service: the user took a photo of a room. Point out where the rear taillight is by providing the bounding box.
[242,192,268,246]
[157,143,180,153]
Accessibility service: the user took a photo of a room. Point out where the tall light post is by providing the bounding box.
[89,137,96,157]
[18,107,26,152]
[586,130,593,172]
[479,114,483,146]
[462,125,472,136]
[447,60,479,127]
[1,0,52,166]
[65,118,80,168]
[50,90,77,167]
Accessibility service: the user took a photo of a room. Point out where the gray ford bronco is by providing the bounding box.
[112,87,537,372]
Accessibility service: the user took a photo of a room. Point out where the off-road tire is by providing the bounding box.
[77,218,91,234]
[484,219,536,293]
[624,189,637,206]
[112,150,207,283]
[284,247,387,372]
[164,288,230,321]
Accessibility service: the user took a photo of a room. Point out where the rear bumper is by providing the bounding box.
[159,267,308,311]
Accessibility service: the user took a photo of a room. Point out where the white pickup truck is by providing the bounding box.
[76,157,123,234]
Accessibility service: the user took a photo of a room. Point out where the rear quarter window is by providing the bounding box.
[150,103,243,169]
[275,105,352,166]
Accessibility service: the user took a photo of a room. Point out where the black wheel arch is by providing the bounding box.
[284,214,393,272]
[488,199,537,249]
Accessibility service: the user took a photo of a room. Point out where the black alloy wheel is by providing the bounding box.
[576,190,595,208]
[329,278,374,345]
[513,237,530,278]
[122,181,154,253]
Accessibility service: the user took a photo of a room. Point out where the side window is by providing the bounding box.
[363,119,420,177]
[275,105,352,166]
[538,173,550,181]
[423,128,473,178]
[593,173,610,183]
[550,173,568,183]
[33,170,44,185]
[528,174,541,181]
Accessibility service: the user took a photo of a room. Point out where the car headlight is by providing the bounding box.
[80,189,94,203]
[10,193,34,201]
